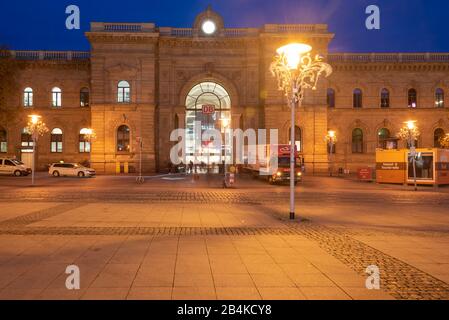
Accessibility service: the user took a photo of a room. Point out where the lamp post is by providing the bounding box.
[271,43,332,220]
[398,120,420,191]
[220,117,230,179]
[325,130,337,177]
[80,128,96,167]
[26,115,48,186]
[136,136,144,184]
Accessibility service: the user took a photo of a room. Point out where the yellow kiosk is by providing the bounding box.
[376,148,449,186]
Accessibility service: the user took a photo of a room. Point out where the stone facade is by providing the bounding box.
[1,8,448,174]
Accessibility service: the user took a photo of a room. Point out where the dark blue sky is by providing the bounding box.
[0,0,448,52]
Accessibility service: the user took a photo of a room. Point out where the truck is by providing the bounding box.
[244,144,303,184]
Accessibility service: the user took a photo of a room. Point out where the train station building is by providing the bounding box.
[1,7,448,174]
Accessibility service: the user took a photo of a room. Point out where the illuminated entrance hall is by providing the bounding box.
[185,82,232,171]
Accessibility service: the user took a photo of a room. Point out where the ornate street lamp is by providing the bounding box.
[271,43,332,220]
[325,130,337,177]
[398,120,420,191]
[26,115,48,186]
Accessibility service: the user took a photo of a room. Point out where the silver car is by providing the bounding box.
[49,163,96,178]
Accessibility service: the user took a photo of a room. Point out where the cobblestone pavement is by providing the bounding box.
[0,175,448,300]
[0,202,448,300]
[1,189,449,208]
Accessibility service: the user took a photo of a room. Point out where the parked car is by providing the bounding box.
[49,163,96,178]
[0,158,32,176]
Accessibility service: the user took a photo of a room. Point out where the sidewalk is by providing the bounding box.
[0,202,395,300]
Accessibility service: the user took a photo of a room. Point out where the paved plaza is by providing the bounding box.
[0,174,448,300]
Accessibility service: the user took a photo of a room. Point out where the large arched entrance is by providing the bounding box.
[185,82,231,171]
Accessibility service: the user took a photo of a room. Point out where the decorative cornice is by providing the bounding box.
[85,32,159,44]
[159,37,258,49]
[15,60,90,70]
[331,63,449,72]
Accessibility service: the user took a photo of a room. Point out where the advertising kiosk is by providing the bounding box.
[376,148,449,186]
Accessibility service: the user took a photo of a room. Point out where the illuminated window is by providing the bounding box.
[353,89,362,108]
[118,81,130,103]
[380,88,390,108]
[52,87,62,107]
[79,128,91,153]
[352,128,364,153]
[117,125,130,152]
[434,128,445,148]
[377,128,397,149]
[435,88,444,108]
[185,82,231,166]
[51,128,63,153]
[80,87,90,107]
[24,87,33,107]
[327,88,335,108]
[408,89,417,108]
[21,128,33,148]
[0,127,7,153]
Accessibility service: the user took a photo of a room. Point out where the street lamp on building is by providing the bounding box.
[26,115,48,186]
[325,130,337,177]
[398,120,420,191]
[270,43,332,220]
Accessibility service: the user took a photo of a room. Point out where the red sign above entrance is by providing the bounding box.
[202,105,215,114]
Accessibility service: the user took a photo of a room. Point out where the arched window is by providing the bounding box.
[79,128,91,153]
[24,87,33,107]
[353,89,362,108]
[327,88,335,108]
[288,126,302,152]
[0,127,7,153]
[408,88,417,108]
[52,87,62,107]
[117,81,130,103]
[378,128,392,149]
[185,82,232,166]
[21,128,33,149]
[434,128,445,148]
[352,128,364,153]
[117,125,130,152]
[80,87,90,107]
[380,88,390,108]
[435,88,444,108]
[50,128,63,153]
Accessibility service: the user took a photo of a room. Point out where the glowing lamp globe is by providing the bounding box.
[276,43,312,70]
[202,20,216,35]
[405,120,417,130]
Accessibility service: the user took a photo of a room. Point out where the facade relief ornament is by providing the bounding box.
[106,63,138,77]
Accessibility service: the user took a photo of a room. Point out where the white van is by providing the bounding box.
[0,158,32,176]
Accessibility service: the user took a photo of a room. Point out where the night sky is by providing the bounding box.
[0,0,448,52]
